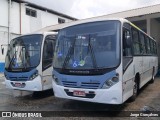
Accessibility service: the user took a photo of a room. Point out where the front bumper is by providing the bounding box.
[5,76,43,91]
[52,81,123,104]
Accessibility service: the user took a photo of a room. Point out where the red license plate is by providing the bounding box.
[73,90,86,97]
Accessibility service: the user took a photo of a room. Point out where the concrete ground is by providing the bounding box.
[0,73,4,78]
[0,75,160,120]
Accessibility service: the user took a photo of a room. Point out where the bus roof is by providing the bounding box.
[37,18,129,32]
[36,17,155,41]
[18,31,57,37]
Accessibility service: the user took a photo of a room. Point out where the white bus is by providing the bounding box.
[4,32,57,96]
[52,18,158,104]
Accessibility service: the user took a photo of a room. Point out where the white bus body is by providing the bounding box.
[52,18,158,104]
[4,32,57,96]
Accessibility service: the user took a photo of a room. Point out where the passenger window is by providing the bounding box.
[153,42,157,54]
[42,35,56,71]
[132,28,141,55]
[150,39,154,55]
[139,33,146,54]
[145,37,151,54]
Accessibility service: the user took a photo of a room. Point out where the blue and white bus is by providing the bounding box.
[4,32,57,96]
[52,18,158,104]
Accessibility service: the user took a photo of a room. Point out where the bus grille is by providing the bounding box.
[62,81,77,87]
[62,81,100,89]
[9,77,28,81]
[81,82,100,89]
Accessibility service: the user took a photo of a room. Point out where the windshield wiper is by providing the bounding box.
[88,34,97,69]
[62,36,76,69]
[8,51,17,69]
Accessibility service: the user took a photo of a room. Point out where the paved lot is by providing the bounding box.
[0,75,160,119]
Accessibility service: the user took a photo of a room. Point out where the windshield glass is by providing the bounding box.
[54,21,120,70]
[5,34,43,71]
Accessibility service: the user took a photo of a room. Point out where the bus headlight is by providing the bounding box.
[52,75,59,85]
[29,70,38,80]
[102,77,119,89]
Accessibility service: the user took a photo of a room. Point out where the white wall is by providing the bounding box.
[10,1,20,34]
[21,5,73,34]
[0,0,75,65]
[0,0,8,27]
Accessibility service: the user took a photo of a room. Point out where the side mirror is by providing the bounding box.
[1,47,4,55]
[1,45,5,55]
[1,44,10,55]
[124,31,132,48]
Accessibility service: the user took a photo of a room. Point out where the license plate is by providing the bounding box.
[73,90,86,97]
[14,83,23,87]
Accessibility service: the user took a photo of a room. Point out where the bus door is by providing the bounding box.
[42,35,56,90]
[132,28,143,86]
[139,33,148,86]
[122,24,135,96]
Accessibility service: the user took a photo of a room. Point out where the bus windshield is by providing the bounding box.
[54,21,120,70]
[5,34,43,71]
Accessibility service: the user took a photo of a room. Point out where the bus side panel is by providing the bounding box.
[122,61,135,102]
[140,56,152,88]
[123,57,143,102]
[140,56,158,88]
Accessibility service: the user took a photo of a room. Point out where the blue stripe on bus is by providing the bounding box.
[0,62,5,73]
[53,70,116,89]
[4,68,37,81]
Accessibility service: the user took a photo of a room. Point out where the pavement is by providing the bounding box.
[0,73,5,89]
[0,73,4,78]
[0,75,159,119]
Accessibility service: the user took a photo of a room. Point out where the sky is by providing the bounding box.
[26,0,160,19]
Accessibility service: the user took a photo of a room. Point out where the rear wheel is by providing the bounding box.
[150,67,155,84]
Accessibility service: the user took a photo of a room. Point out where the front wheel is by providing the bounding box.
[129,80,138,102]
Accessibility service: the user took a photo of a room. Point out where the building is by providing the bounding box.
[0,0,77,72]
[98,4,160,67]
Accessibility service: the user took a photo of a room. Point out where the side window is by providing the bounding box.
[153,41,157,55]
[132,28,141,55]
[42,35,56,71]
[150,39,154,55]
[123,28,132,56]
[58,18,65,24]
[139,32,146,54]
[145,37,151,54]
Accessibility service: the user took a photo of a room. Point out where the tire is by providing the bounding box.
[129,79,138,102]
[150,68,155,84]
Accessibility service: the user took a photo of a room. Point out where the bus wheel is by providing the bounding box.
[150,68,155,84]
[130,79,138,102]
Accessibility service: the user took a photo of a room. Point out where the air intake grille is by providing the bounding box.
[62,81,100,89]
[10,77,28,81]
